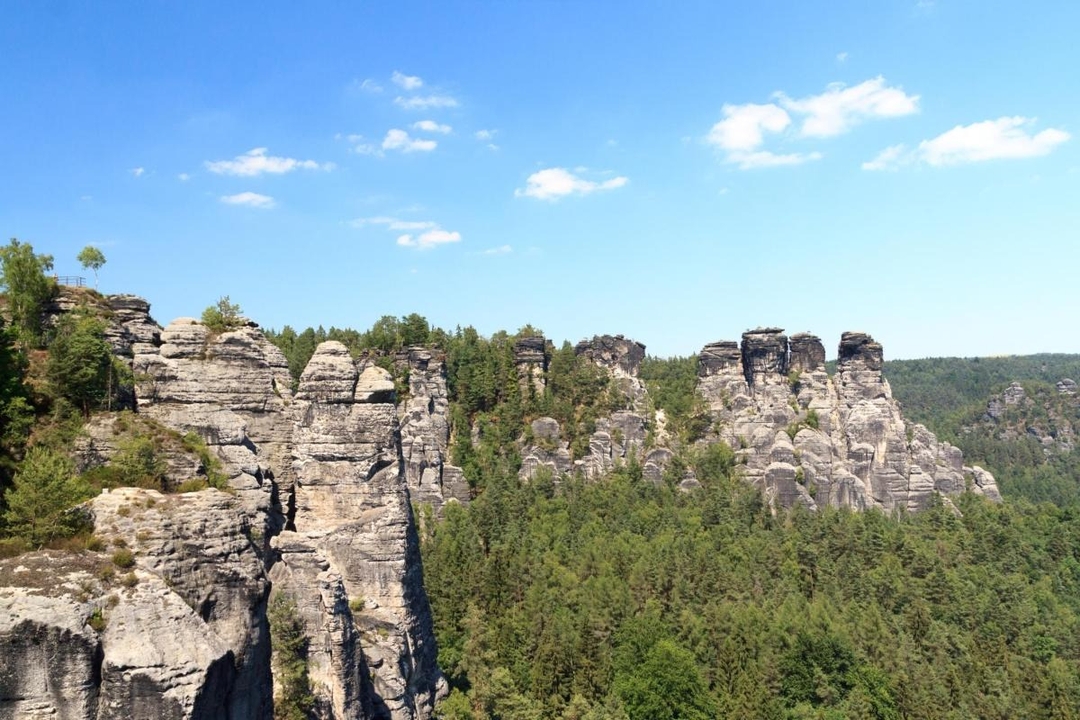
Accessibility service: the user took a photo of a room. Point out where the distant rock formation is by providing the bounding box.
[697,329,1000,512]
[521,334,673,484]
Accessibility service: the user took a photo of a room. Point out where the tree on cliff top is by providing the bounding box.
[0,238,56,346]
[76,245,106,289]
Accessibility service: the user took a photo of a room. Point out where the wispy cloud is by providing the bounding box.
[382,129,437,153]
[350,216,438,231]
[350,78,383,94]
[206,147,331,176]
[413,120,452,134]
[515,168,629,200]
[392,71,423,91]
[396,229,461,249]
[861,144,907,171]
[394,94,459,110]
[177,172,191,182]
[352,215,461,250]
[220,192,275,209]
[475,129,496,141]
[130,167,145,177]
[481,244,513,255]
[836,51,849,63]
[863,117,1070,170]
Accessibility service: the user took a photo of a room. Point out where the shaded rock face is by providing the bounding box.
[396,348,470,515]
[575,334,646,378]
[0,488,271,720]
[513,335,549,395]
[697,330,1000,512]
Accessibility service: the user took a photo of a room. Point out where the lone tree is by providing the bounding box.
[0,238,56,346]
[201,296,243,333]
[76,245,106,289]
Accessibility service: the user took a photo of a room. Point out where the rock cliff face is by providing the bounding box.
[0,487,271,720]
[284,342,447,718]
[3,299,450,720]
[697,329,1000,511]
[396,348,470,516]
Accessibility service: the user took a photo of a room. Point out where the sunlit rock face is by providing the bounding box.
[696,330,1000,512]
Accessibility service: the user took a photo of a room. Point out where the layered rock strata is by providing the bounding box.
[697,329,1000,511]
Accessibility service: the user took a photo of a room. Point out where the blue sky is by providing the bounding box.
[2,1,1077,359]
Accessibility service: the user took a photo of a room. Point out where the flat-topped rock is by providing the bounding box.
[575,334,646,377]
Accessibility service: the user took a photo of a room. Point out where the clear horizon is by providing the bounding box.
[3,1,1077,360]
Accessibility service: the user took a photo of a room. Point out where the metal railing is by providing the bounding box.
[55,275,86,287]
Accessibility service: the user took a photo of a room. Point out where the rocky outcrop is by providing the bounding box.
[0,487,271,720]
[286,342,446,719]
[697,330,1000,512]
[979,380,1078,455]
[513,336,549,396]
[521,335,673,483]
[397,348,470,516]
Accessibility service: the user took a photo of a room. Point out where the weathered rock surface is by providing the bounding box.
[697,330,1000,512]
[397,348,470,516]
[288,342,447,719]
[0,487,272,720]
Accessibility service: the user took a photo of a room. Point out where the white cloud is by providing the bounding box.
[777,77,919,138]
[836,52,849,63]
[707,103,791,152]
[861,144,908,171]
[353,215,461,250]
[205,147,330,176]
[732,150,823,170]
[130,167,145,177]
[863,117,1070,170]
[382,129,437,153]
[177,172,191,181]
[392,71,424,90]
[475,129,496,141]
[917,117,1070,166]
[515,168,629,200]
[220,192,275,209]
[394,94,459,110]
[396,229,461,249]
[413,120,452,134]
[481,245,513,255]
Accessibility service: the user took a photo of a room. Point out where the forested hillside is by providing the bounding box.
[885,356,1080,507]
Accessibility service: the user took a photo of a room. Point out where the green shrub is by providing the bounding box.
[201,296,243,333]
[111,548,135,568]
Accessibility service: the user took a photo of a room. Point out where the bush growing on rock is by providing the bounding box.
[201,295,243,333]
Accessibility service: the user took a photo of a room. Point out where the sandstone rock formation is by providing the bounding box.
[0,487,272,720]
[697,329,1000,511]
[396,348,470,516]
[284,343,447,718]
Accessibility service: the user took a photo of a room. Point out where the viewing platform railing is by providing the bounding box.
[54,275,86,287]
